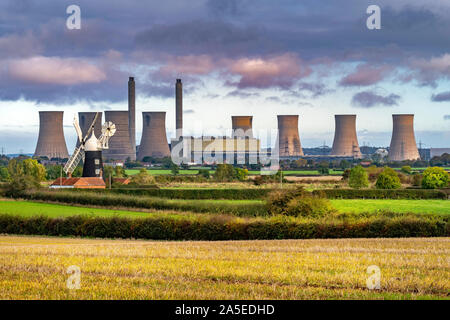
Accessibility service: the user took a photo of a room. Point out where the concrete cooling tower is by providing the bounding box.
[277,115,304,157]
[102,111,136,161]
[388,114,420,161]
[76,112,103,148]
[232,116,253,138]
[330,115,362,158]
[137,112,170,160]
[34,111,69,159]
[176,79,183,139]
[128,77,136,153]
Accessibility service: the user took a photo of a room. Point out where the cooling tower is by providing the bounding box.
[176,79,183,139]
[232,116,253,138]
[277,115,304,157]
[34,111,69,159]
[330,115,362,158]
[137,112,170,160]
[128,77,136,153]
[388,114,420,161]
[102,111,136,161]
[76,112,103,147]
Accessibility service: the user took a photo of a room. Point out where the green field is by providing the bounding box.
[125,169,344,176]
[331,199,450,215]
[1,198,448,220]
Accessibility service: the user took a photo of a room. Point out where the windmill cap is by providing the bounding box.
[84,132,99,151]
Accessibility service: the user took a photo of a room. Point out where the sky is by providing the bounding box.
[0,0,449,154]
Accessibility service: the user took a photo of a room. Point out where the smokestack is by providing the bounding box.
[137,112,170,160]
[34,111,69,159]
[128,77,136,153]
[176,79,183,139]
[388,114,420,161]
[232,116,253,138]
[76,112,103,148]
[330,115,362,158]
[277,115,304,157]
[103,111,136,161]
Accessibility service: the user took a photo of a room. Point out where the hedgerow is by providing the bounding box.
[313,189,447,199]
[0,213,447,240]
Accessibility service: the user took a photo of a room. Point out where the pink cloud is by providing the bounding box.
[407,53,450,86]
[158,54,215,76]
[8,56,106,85]
[339,64,392,87]
[228,53,311,89]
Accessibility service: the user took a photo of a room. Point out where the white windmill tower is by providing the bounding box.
[64,112,116,178]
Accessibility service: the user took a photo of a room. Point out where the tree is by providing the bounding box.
[170,163,180,175]
[6,159,46,196]
[197,169,210,179]
[213,164,236,182]
[130,168,155,185]
[0,166,9,181]
[235,168,249,181]
[114,166,127,178]
[348,165,369,189]
[401,165,412,174]
[45,165,66,180]
[340,160,351,169]
[421,167,449,189]
[375,167,401,189]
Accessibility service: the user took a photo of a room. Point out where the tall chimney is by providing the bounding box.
[128,77,136,153]
[176,79,183,139]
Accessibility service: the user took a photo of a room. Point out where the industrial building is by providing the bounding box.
[128,77,136,154]
[34,111,69,159]
[76,112,103,148]
[102,111,136,161]
[137,112,170,160]
[330,115,362,158]
[277,115,304,158]
[232,116,253,138]
[388,114,420,161]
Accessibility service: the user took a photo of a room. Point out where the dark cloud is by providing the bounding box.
[339,65,392,87]
[352,91,400,108]
[431,91,450,102]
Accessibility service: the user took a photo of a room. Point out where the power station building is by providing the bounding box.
[102,111,136,161]
[388,114,420,161]
[34,111,69,159]
[330,115,362,158]
[137,112,170,160]
[76,112,103,148]
[277,115,303,158]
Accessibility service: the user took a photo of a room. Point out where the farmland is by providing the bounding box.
[0,199,449,219]
[125,169,344,176]
[0,235,448,300]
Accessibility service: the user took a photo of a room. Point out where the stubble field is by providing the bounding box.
[0,235,448,300]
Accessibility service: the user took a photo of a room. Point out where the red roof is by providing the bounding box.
[51,177,105,188]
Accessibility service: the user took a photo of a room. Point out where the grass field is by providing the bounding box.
[331,199,450,215]
[0,235,448,299]
[1,198,448,220]
[125,169,344,176]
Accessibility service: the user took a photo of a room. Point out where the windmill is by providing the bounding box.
[64,112,116,177]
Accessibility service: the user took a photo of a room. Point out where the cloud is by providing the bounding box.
[444,115,450,120]
[352,91,400,108]
[226,90,260,99]
[228,53,311,89]
[158,55,215,76]
[431,91,450,102]
[8,56,106,85]
[408,54,450,86]
[339,64,392,87]
[297,82,333,98]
